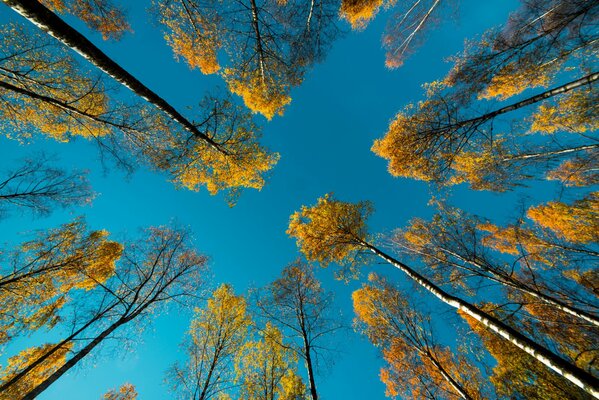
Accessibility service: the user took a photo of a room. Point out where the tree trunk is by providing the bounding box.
[360,241,599,398]
[21,319,125,399]
[1,0,225,153]
[303,341,318,400]
[434,72,599,134]
[502,143,599,162]
[437,248,599,327]
[427,352,473,400]
[0,301,120,393]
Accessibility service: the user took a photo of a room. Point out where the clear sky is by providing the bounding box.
[0,1,551,398]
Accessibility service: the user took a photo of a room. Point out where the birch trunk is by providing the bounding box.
[360,241,599,398]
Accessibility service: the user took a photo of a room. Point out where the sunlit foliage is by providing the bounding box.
[154,0,339,119]
[0,218,122,346]
[0,343,72,400]
[236,323,306,400]
[102,383,138,400]
[354,273,484,399]
[287,194,373,267]
[40,0,130,39]
[167,284,251,400]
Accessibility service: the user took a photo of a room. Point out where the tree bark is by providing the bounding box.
[427,353,473,400]
[359,240,599,398]
[432,72,599,134]
[437,248,599,327]
[1,0,225,153]
[21,319,125,399]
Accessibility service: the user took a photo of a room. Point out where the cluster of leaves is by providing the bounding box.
[154,0,340,119]
[167,262,342,400]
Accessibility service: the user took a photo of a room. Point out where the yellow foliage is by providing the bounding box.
[287,194,373,266]
[40,0,130,40]
[225,70,292,120]
[0,342,73,400]
[236,323,304,400]
[339,0,394,30]
[547,158,599,187]
[103,383,138,400]
[173,132,279,198]
[158,1,221,74]
[527,193,599,244]
[479,63,556,100]
[530,89,599,134]
[0,24,113,142]
[371,111,435,181]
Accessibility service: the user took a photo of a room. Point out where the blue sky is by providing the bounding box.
[0,1,547,398]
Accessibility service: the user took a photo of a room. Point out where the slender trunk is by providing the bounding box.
[21,318,125,399]
[434,72,598,134]
[303,340,318,400]
[197,352,219,400]
[249,0,266,84]
[359,241,599,398]
[427,352,473,400]
[438,248,599,327]
[0,301,119,393]
[502,144,599,162]
[1,0,225,153]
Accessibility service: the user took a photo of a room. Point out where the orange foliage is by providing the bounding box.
[0,342,73,400]
[40,0,130,40]
[526,193,599,244]
[287,194,373,266]
[340,0,394,30]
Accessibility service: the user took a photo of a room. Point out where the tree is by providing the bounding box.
[0,153,93,218]
[102,383,138,400]
[372,0,599,188]
[461,304,591,399]
[0,218,122,346]
[371,73,598,186]
[2,225,208,399]
[447,0,599,101]
[392,205,599,326]
[154,0,340,119]
[236,322,306,400]
[353,273,484,399]
[0,342,73,400]
[167,284,252,400]
[39,0,130,40]
[253,261,343,400]
[286,194,599,396]
[0,21,278,200]
[383,0,447,68]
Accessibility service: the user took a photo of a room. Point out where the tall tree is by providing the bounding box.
[0,21,278,200]
[0,218,122,346]
[372,0,599,188]
[286,194,599,396]
[372,73,598,186]
[353,273,484,399]
[167,284,252,400]
[393,205,599,326]
[447,0,599,100]
[154,0,340,119]
[235,322,306,400]
[461,304,592,399]
[1,225,208,399]
[0,342,73,400]
[254,261,343,400]
[0,153,93,218]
